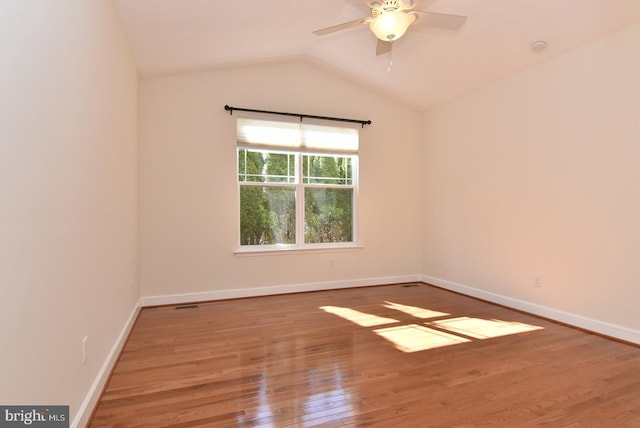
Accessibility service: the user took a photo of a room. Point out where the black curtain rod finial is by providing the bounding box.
[224,104,371,127]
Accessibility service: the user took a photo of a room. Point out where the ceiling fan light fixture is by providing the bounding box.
[370,10,412,41]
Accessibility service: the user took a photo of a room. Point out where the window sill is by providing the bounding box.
[234,244,363,257]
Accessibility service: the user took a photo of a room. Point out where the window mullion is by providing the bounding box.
[296,153,305,246]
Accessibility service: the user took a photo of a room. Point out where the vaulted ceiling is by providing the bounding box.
[114,0,640,110]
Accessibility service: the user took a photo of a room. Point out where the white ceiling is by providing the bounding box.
[114,0,640,110]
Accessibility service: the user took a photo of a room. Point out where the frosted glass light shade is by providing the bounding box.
[370,11,412,41]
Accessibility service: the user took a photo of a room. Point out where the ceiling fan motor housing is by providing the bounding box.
[371,0,402,18]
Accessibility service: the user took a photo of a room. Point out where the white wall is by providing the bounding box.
[139,61,422,298]
[423,23,640,333]
[0,0,138,423]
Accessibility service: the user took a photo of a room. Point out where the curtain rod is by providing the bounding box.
[224,105,371,128]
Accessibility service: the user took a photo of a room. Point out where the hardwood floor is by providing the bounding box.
[90,284,640,427]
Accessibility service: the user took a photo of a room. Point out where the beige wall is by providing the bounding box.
[0,0,138,422]
[423,23,640,331]
[139,61,423,297]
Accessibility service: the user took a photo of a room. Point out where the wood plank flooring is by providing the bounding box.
[90,283,640,427]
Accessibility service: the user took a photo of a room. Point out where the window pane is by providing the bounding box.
[265,152,295,183]
[305,187,353,243]
[238,148,265,182]
[240,186,295,245]
[302,155,353,185]
[238,149,295,183]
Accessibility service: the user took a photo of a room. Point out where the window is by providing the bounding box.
[236,117,359,251]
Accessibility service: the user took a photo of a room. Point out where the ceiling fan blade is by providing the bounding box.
[411,11,467,31]
[376,39,392,56]
[313,17,370,36]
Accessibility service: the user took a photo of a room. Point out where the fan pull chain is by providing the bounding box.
[387,49,393,73]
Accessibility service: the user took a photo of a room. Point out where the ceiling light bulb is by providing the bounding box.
[370,10,412,41]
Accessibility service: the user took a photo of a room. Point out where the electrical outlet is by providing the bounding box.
[437,258,444,267]
[82,336,88,363]
[534,276,542,288]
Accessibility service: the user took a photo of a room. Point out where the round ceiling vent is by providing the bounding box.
[531,40,548,52]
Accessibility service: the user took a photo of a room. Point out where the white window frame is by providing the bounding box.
[235,117,360,254]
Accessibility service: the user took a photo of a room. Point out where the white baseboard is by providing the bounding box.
[140,274,421,307]
[72,300,141,428]
[421,275,640,345]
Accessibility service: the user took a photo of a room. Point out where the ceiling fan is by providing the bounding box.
[313,0,467,56]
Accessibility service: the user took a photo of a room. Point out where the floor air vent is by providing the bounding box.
[175,304,199,310]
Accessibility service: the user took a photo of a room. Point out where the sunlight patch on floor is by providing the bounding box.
[319,306,398,327]
[429,317,544,339]
[319,302,545,353]
[374,324,471,352]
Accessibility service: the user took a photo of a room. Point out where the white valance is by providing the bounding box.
[236,117,359,154]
